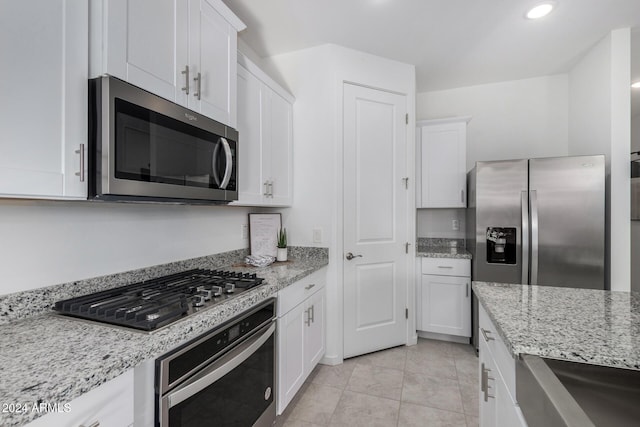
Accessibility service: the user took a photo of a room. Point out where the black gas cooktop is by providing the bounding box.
[54,269,265,331]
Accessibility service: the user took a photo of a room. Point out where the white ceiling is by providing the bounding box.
[221,0,640,94]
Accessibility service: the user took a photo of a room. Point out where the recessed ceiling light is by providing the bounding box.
[632,82,640,89]
[526,2,556,19]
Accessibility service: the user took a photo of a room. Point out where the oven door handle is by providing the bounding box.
[165,321,275,409]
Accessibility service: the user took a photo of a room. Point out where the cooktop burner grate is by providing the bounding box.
[54,269,265,331]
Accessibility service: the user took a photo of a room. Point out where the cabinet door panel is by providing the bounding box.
[268,90,294,206]
[277,303,306,414]
[421,275,471,337]
[108,0,184,103]
[418,120,467,208]
[235,65,265,204]
[0,0,86,199]
[232,58,293,207]
[189,0,236,126]
[305,289,325,371]
[479,337,497,427]
[26,370,133,427]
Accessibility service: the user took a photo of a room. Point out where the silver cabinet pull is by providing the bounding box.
[481,363,495,401]
[310,304,315,323]
[268,181,274,197]
[305,284,315,290]
[74,143,85,182]
[305,308,311,326]
[263,181,269,196]
[345,252,363,260]
[461,189,465,203]
[466,283,469,297]
[193,72,201,100]
[437,265,453,269]
[79,422,100,427]
[181,65,189,94]
[481,327,495,342]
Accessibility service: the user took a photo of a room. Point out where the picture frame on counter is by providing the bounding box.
[248,213,282,257]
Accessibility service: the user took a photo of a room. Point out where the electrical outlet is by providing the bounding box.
[241,224,249,239]
[452,220,460,231]
[313,228,322,243]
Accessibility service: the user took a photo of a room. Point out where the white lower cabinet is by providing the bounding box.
[26,370,133,427]
[277,268,326,414]
[418,258,471,338]
[478,305,527,427]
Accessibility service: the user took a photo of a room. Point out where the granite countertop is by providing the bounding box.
[473,281,640,371]
[416,246,472,260]
[0,249,328,427]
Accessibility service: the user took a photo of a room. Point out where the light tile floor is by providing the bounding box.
[277,338,479,427]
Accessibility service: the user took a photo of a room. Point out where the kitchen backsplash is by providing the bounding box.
[417,237,466,250]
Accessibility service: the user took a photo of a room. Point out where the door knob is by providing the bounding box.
[346,252,363,260]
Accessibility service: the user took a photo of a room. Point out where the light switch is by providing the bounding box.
[241,224,249,239]
[313,228,322,243]
[452,220,460,231]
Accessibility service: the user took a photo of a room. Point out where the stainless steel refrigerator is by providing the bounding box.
[466,155,606,349]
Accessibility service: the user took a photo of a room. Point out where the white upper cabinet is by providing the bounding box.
[90,0,244,128]
[233,53,294,207]
[188,0,238,127]
[417,116,471,208]
[0,0,88,199]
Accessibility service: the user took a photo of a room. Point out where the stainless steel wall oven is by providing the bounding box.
[88,75,238,203]
[155,298,276,427]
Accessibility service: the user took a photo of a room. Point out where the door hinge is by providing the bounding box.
[405,307,409,319]
[405,113,408,124]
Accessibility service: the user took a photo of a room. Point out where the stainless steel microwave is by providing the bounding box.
[88,75,238,203]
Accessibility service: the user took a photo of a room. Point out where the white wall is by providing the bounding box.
[416,75,569,239]
[266,44,416,364]
[568,29,631,291]
[417,75,569,172]
[0,200,252,295]
[416,209,465,239]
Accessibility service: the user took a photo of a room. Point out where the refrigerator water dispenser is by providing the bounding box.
[486,227,516,264]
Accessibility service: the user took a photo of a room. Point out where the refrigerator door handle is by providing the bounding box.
[530,190,539,285]
[521,191,529,285]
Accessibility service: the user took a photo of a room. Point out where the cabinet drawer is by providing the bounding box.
[421,257,470,276]
[278,268,327,316]
[479,304,516,405]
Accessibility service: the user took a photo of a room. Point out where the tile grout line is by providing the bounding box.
[396,348,409,426]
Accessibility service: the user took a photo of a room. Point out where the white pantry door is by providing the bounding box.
[343,83,409,358]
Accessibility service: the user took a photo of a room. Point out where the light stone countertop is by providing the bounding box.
[0,250,328,427]
[416,246,472,260]
[473,281,640,371]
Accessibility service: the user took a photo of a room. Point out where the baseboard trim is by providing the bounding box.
[417,330,471,344]
[319,354,343,366]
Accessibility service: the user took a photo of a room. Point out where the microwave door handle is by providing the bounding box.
[165,322,275,409]
[219,137,233,190]
[212,138,222,187]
